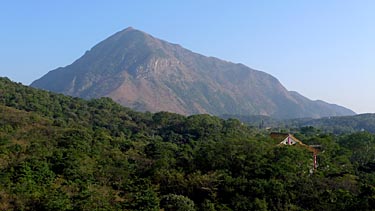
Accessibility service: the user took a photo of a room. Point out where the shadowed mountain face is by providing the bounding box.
[31,27,355,119]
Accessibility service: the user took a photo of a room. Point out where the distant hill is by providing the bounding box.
[223,113,375,134]
[295,113,375,134]
[31,27,355,119]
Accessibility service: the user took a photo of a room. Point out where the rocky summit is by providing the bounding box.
[31,27,355,119]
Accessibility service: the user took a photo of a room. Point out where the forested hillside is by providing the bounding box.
[1,77,375,211]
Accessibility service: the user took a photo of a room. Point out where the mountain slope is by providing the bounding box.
[31,27,355,119]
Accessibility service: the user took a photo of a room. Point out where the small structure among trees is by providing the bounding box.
[271,132,303,146]
[270,132,321,171]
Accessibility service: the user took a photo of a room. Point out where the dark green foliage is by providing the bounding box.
[160,194,195,211]
[0,77,374,210]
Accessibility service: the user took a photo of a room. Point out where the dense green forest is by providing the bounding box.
[1,77,375,210]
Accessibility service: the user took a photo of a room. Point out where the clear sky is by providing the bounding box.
[0,0,374,113]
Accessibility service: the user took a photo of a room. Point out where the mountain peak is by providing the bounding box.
[119,26,147,35]
[106,26,164,51]
[31,28,355,119]
[124,26,135,31]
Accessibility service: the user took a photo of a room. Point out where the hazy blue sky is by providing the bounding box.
[1,0,374,113]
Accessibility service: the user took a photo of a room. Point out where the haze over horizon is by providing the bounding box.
[1,1,374,114]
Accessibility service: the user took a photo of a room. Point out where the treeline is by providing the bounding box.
[1,77,375,210]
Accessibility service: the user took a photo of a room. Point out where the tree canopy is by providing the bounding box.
[1,77,375,210]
